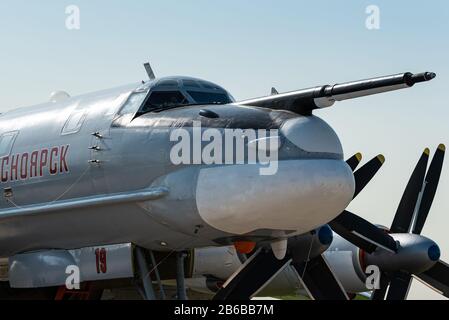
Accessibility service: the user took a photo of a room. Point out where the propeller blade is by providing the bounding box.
[371,273,390,300]
[390,148,430,233]
[329,221,377,253]
[385,271,412,300]
[213,249,291,300]
[292,255,348,300]
[413,144,446,234]
[331,211,397,254]
[346,153,362,172]
[415,260,449,298]
[353,155,385,199]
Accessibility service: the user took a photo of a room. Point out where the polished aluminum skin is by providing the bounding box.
[0,76,354,257]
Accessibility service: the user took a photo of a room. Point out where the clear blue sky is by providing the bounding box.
[0,0,448,299]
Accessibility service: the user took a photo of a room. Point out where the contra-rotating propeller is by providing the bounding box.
[370,144,448,300]
[299,146,447,300]
[214,146,447,300]
[330,153,398,255]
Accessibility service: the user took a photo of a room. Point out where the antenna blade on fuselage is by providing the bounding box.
[143,62,156,80]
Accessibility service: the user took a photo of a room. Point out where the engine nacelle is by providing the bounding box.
[323,233,368,293]
[191,246,243,280]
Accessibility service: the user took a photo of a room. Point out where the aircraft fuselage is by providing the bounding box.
[0,77,354,257]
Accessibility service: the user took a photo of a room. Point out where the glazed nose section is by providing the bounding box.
[195,159,355,235]
[280,116,343,157]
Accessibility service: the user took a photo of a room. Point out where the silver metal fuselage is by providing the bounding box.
[0,77,355,257]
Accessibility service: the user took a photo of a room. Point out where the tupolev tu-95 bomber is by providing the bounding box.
[0,64,447,300]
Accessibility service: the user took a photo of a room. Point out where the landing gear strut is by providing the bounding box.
[135,246,157,300]
[176,252,188,300]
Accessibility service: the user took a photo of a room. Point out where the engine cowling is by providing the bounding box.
[323,233,368,293]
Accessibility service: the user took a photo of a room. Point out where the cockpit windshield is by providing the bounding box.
[139,91,189,114]
[137,89,232,114]
[127,77,234,117]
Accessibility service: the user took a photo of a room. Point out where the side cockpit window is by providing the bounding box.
[118,92,147,116]
[112,91,148,127]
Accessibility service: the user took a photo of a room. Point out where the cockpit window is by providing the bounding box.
[182,79,201,88]
[187,91,232,104]
[200,81,221,90]
[118,92,147,115]
[154,80,179,88]
[139,91,189,113]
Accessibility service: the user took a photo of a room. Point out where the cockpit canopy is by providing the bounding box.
[126,76,234,117]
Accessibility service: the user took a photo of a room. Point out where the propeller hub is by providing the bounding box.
[288,225,334,263]
[365,233,439,275]
[428,244,441,262]
[318,224,334,246]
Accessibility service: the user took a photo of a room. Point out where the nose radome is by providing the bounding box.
[280,116,343,157]
[195,159,355,235]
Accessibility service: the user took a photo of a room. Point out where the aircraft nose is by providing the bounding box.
[195,159,355,235]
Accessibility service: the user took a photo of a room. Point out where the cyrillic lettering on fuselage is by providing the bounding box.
[1,145,70,183]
